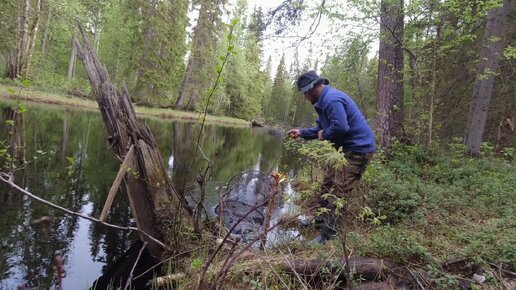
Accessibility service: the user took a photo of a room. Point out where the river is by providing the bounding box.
[0,99,299,289]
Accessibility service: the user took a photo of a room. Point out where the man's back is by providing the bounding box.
[314,86,376,153]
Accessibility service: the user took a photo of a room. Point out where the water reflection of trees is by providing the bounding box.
[0,103,130,288]
[0,101,296,287]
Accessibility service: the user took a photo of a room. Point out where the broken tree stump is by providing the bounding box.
[74,25,185,258]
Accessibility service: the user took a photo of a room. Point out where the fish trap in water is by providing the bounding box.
[214,170,278,242]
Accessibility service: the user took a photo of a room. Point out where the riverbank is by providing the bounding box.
[0,84,250,127]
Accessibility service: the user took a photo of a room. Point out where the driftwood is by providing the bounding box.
[74,25,183,258]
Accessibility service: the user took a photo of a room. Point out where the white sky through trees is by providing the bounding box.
[231,0,380,79]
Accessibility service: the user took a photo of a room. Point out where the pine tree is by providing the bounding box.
[266,54,292,124]
[134,0,189,106]
[175,0,226,111]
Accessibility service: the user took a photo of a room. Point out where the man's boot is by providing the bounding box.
[309,224,336,245]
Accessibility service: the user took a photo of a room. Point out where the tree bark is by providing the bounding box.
[40,6,51,56]
[25,0,42,78]
[5,0,42,79]
[6,0,30,78]
[465,0,511,156]
[38,5,52,72]
[376,0,404,148]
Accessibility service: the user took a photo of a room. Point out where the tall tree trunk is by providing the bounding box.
[40,6,51,56]
[25,0,42,78]
[376,0,404,148]
[38,6,52,72]
[67,34,77,81]
[465,0,511,156]
[135,0,158,103]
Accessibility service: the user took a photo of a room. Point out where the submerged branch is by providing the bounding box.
[0,172,171,252]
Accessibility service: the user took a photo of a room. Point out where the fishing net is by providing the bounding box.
[214,170,276,242]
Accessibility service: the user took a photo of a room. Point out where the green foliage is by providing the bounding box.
[350,141,516,266]
[286,138,348,171]
[427,264,460,289]
[190,257,203,270]
[369,226,430,262]
[503,45,516,60]
[132,0,189,105]
[264,54,292,124]
[363,141,516,223]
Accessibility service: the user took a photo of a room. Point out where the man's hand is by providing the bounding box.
[288,129,301,139]
[318,130,324,140]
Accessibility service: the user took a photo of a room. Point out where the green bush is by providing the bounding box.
[361,142,515,222]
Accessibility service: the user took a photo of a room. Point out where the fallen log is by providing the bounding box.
[280,257,397,282]
[74,25,186,258]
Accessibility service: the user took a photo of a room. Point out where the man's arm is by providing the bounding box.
[321,101,349,140]
[300,118,323,139]
[288,119,322,140]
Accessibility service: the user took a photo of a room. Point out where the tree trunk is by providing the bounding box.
[40,7,51,56]
[67,34,77,80]
[5,0,42,79]
[38,6,52,72]
[74,26,186,258]
[134,0,158,103]
[464,0,511,156]
[376,0,404,148]
[6,0,30,79]
[25,0,42,78]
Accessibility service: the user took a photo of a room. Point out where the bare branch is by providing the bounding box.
[0,172,171,252]
[124,242,147,290]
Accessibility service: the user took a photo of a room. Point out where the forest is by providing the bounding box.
[0,0,513,152]
[0,0,515,289]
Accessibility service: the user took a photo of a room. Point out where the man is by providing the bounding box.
[288,70,376,243]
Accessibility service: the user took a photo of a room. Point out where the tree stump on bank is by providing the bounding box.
[74,25,184,258]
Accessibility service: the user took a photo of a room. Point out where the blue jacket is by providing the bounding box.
[300,86,376,153]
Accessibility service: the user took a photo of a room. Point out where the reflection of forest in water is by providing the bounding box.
[0,100,300,288]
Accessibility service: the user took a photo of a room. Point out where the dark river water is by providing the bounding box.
[0,99,298,289]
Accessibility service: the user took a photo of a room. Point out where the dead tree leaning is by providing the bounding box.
[74,25,184,258]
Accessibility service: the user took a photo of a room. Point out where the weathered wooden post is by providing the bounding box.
[74,26,184,258]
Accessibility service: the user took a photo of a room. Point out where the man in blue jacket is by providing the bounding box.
[288,70,376,244]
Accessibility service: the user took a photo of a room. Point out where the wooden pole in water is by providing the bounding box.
[99,145,135,222]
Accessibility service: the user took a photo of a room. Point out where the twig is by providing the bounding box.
[253,250,292,290]
[124,241,147,290]
[0,172,171,251]
[406,267,427,290]
[277,246,309,290]
[197,196,275,286]
[487,262,516,278]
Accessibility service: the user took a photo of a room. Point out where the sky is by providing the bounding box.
[227,0,380,78]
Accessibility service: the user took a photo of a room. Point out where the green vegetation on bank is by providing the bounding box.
[264,140,515,289]
[0,83,249,127]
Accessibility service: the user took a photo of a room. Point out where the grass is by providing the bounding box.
[0,83,249,127]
